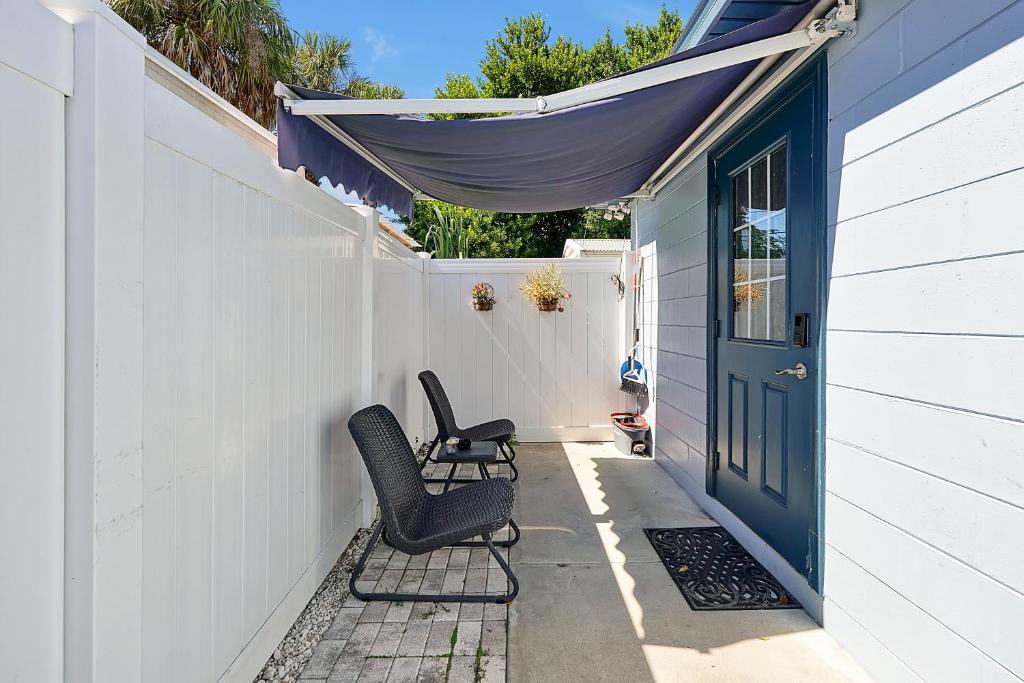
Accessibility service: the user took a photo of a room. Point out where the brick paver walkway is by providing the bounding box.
[298,460,514,682]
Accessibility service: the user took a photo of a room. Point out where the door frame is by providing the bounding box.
[704,55,828,591]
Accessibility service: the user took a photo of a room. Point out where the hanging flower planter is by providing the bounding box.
[520,264,571,312]
[470,282,495,311]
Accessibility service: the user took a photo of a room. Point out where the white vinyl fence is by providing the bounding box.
[426,259,626,442]
[373,231,428,448]
[51,3,424,681]
[14,3,627,682]
[0,2,72,681]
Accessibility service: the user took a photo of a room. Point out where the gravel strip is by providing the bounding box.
[256,443,433,683]
[253,523,375,683]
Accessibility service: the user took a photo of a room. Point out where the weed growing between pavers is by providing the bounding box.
[445,624,458,678]
[474,641,489,682]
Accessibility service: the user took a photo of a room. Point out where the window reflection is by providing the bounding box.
[731,143,787,343]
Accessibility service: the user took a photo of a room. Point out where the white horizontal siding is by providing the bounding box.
[824,0,1024,679]
[826,386,1024,509]
[826,493,1024,676]
[824,547,1017,683]
[829,167,1024,277]
[828,252,1024,335]
[635,161,710,481]
[827,441,1024,597]
[829,76,1024,223]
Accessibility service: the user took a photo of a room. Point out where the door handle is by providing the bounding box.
[774,362,808,380]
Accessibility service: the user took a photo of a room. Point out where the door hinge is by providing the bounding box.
[711,185,720,208]
[714,319,721,338]
[713,451,721,470]
[806,530,818,574]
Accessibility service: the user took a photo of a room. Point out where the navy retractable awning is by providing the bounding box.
[275,1,815,216]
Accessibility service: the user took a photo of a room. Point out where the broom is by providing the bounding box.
[620,257,648,397]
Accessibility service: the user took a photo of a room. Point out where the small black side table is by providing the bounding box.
[425,440,499,492]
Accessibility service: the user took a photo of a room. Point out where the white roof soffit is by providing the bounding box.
[278,2,853,119]
[674,0,730,54]
[642,0,855,195]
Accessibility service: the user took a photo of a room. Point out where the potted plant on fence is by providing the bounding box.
[471,282,495,311]
[520,264,571,312]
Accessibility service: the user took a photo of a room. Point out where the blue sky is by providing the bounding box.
[280,1,697,99]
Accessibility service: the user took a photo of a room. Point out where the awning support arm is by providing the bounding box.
[278,4,854,118]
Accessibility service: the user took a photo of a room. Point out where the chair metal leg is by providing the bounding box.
[441,462,458,493]
[499,442,516,462]
[349,519,519,604]
[484,532,519,603]
[496,443,518,483]
[424,454,497,487]
[420,435,441,469]
[504,458,519,483]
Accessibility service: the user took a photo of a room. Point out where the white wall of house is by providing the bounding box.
[0,2,73,681]
[822,0,1024,680]
[425,259,625,443]
[639,0,1024,679]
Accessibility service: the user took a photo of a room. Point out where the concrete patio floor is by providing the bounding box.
[508,442,871,683]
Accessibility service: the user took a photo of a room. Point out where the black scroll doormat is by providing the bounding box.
[643,527,800,611]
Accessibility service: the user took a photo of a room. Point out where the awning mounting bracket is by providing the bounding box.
[812,0,857,40]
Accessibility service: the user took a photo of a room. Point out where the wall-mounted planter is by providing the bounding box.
[520,264,571,313]
[537,299,559,312]
[470,282,495,311]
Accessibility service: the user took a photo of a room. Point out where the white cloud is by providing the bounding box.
[363,26,398,63]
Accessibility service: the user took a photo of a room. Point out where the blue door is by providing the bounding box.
[710,63,824,581]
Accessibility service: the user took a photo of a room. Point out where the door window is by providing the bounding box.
[731,143,787,342]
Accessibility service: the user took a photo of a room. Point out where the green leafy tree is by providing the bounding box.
[405,203,630,259]
[414,7,681,257]
[432,74,485,121]
[623,6,685,69]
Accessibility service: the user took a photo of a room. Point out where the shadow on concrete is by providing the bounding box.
[508,442,868,683]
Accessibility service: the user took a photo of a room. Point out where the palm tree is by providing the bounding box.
[109,0,293,128]
[287,31,358,92]
[109,1,404,130]
[287,31,404,99]
[345,80,405,99]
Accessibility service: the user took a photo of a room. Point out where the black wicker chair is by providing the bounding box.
[347,404,520,603]
[419,370,518,483]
